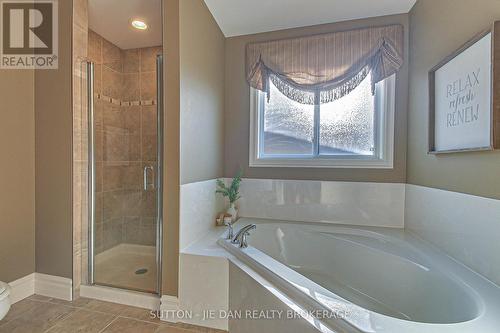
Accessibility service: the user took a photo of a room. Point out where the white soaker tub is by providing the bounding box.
[218,218,500,333]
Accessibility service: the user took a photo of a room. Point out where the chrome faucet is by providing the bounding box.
[231,224,256,248]
[224,220,234,240]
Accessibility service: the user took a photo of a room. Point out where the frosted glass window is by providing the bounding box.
[262,80,314,155]
[319,75,375,156]
[251,73,395,168]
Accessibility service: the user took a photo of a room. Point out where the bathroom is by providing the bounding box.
[1,0,500,332]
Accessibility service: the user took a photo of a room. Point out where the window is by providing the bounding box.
[249,73,396,168]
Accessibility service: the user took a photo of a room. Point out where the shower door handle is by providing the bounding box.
[143,165,155,191]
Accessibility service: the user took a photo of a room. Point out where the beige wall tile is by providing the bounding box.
[95,191,103,223]
[140,47,162,72]
[93,64,103,94]
[73,26,88,61]
[94,222,103,253]
[102,218,123,250]
[123,217,142,244]
[94,129,103,162]
[103,103,124,133]
[122,105,141,135]
[102,67,122,100]
[103,132,127,162]
[140,72,156,101]
[122,73,140,102]
[103,164,123,191]
[123,49,140,73]
[88,30,102,64]
[142,135,157,161]
[73,0,88,31]
[102,191,123,221]
[141,190,157,218]
[122,190,142,216]
[141,105,157,135]
[127,134,142,161]
[122,163,142,190]
[102,38,122,72]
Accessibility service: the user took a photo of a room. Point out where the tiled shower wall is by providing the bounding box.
[87,30,162,254]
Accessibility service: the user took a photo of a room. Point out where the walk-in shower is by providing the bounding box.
[84,0,163,295]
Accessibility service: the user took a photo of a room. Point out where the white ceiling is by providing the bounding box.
[88,0,162,50]
[204,0,417,37]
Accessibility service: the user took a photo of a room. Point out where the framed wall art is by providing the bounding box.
[429,22,500,154]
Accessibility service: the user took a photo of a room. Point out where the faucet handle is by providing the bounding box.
[223,217,233,240]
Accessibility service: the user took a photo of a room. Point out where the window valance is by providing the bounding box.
[246,24,404,105]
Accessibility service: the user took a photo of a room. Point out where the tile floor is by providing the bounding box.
[0,295,227,333]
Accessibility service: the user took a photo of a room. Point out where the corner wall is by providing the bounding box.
[180,0,225,185]
[0,69,35,283]
[162,0,181,297]
[35,0,73,279]
[165,0,226,297]
[407,0,500,199]
[224,14,409,182]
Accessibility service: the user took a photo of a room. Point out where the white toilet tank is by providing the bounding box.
[0,281,11,321]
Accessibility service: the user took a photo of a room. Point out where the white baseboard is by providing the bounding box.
[8,273,72,303]
[160,295,179,323]
[80,284,160,310]
[34,273,72,301]
[8,273,35,304]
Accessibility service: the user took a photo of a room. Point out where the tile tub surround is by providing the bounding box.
[405,184,500,287]
[180,179,225,250]
[236,178,405,228]
[0,295,226,333]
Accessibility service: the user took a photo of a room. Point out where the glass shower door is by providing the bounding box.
[87,51,163,294]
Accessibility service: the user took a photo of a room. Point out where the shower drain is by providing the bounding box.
[135,268,148,275]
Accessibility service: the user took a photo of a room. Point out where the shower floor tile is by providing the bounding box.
[94,244,157,293]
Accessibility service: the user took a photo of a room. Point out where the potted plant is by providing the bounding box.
[216,170,242,221]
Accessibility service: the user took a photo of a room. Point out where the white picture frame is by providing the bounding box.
[429,29,494,154]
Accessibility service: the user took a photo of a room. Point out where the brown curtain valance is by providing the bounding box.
[246,24,404,104]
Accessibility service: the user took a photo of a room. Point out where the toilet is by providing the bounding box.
[0,281,11,320]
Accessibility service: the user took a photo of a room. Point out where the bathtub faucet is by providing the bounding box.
[224,220,234,240]
[231,224,256,248]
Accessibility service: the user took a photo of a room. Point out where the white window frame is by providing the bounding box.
[249,74,396,169]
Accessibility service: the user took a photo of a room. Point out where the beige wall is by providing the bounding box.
[0,70,35,283]
[158,0,226,296]
[408,0,500,199]
[35,0,73,279]
[162,0,181,296]
[224,14,409,182]
[180,0,225,184]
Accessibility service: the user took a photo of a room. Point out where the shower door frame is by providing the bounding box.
[86,56,164,295]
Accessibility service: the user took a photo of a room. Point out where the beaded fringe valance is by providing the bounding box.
[246,24,404,105]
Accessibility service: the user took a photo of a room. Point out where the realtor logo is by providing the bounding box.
[1,0,58,69]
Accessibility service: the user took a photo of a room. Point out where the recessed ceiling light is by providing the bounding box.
[131,20,148,30]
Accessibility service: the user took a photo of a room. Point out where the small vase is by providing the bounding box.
[227,202,238,221]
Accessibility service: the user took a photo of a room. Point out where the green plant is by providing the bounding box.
[216,170,242,204]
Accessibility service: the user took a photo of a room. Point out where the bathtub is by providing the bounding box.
[218,218,500,333]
